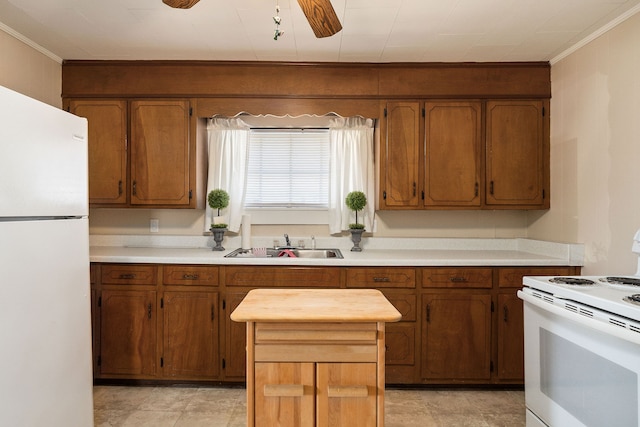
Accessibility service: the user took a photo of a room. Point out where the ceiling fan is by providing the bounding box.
[162,0,342,38]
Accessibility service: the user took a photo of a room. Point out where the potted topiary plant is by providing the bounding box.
[345,191,367,251]
[208,189,230,251]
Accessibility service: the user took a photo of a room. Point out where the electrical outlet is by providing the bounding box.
[150,218,159,233]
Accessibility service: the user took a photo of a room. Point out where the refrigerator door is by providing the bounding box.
[0,85,88,218]
[0,218,94,427]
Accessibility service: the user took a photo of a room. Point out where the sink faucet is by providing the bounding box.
[284,233,292,247]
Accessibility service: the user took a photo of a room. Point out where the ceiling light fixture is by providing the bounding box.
[273,1,284,40]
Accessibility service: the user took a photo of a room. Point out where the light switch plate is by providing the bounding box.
[150,218,159,233]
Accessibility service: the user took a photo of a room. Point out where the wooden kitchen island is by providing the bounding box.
[230,288,402,427]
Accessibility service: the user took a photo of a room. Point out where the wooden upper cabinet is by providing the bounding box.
[130,100,191,206]
[424,101,482,207]
[381,102,421,209]
[486,100,548,207]
[68,100,127,205]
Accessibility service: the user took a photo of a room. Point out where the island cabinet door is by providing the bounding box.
[255,362,315,427]
[316,363,377,427]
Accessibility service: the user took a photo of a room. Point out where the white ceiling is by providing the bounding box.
[1,0,639,63]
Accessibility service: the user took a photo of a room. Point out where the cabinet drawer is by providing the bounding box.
[255,323,377,344]
[346,268,415,288]
[225,266,341,287]
[101,264,157,285]
[498,267,573,288]
[254,322,378,363]
[421,268,492,288]
[163,265,219,286]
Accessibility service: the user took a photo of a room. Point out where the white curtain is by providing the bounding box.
[328,117,376,234]
[205,118,250,233]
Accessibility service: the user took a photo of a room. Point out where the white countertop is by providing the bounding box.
[90,235,584,267]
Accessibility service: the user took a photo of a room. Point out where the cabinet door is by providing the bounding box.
[381,102,421,208]
[99,290,156,376]
[424,101,481,207]
[163,291,219,379]
[68,100,127,205]
[421,293,491,380]
[317,363,377,427]
[255,362,315,427]
[486,100,546,207]
[497,292,524,381]
[130,99,191,206]
[225,292,250,379]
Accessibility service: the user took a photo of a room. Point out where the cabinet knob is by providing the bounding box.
[182,274,199,280]
[373,277,390,283]
[263,384,305,397]
[327,386,369,398]
[449,277,468,283]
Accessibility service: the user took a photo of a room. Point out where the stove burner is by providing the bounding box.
[548,277,596,286]
[623,294,640,306]
[601,276,640,287]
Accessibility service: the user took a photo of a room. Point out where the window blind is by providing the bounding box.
[245,128,330,208]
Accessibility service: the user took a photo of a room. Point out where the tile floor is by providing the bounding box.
[94,385,525,427]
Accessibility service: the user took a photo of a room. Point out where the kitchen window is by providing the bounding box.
[245,128,330,209]
[206,115,375,232]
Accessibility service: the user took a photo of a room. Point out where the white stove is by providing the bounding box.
[519,231,640,427]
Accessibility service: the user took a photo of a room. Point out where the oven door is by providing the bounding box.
[520,291,640,427]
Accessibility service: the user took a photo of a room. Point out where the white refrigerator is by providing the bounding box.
[0,86,94,426]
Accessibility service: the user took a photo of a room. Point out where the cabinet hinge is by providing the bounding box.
[491,301,495,312]
[189,190,193,200]
[542,106,545,117]
[160,357,164,368]
[490,361,494,372]
[189,107,193,117]
[97,355,101,366]
[160,298,164,309]
[222,359,226,369]
[222,299,226,310]
[98,296,102,307]
[384,108,387,118]
[422,108,425,118]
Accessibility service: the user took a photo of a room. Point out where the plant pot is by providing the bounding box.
[349,228,365,252]
[210,228,227,251]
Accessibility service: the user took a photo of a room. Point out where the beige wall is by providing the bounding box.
[0,27,61,107]
[528,11,640,274]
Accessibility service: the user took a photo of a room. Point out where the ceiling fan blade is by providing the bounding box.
[162,0,200,9]
[297,0,343,38]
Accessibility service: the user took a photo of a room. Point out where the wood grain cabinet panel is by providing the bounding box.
[162,291,219,379]
[380,102,421,209]
[101,264,157,285]
[346,268,416,288]
[486,100,547,207]
[225,266,341,287]
[421,268,492,289]
[98,289,157,377]
[163,265,219,286]
[68,99,127,205]
[421,293,492,381]
[130,100,191,206]
[424,101,482,207]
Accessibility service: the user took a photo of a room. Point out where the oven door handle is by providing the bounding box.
[518,290,640,346]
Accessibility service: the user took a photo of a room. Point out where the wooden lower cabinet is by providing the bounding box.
[162,291,219,379]
[497,292,524,381]
[224,291,250,380]
[255,362,377,427]
[98,289,157,377]
[91,263,579,385]
[421,293,492,381]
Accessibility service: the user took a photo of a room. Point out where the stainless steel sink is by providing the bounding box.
[224,248,343,259]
